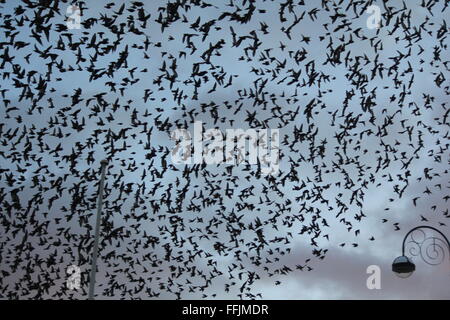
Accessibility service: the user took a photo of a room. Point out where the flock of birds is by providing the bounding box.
[0,0,449,299]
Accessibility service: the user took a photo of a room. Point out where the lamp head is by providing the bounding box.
[392,256,415,278]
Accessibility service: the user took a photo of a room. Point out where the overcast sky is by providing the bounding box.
[0,0,449,299]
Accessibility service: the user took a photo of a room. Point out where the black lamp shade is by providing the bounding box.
[392,256,415,278]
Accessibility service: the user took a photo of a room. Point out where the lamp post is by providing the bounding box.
[392,225,450,278]
[88,159,108,300]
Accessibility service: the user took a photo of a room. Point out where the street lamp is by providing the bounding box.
[392,225,450,278]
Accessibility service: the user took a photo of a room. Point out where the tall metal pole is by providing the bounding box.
[88,159,108,300]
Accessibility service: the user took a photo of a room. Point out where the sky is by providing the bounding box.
[0,0,449,299]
